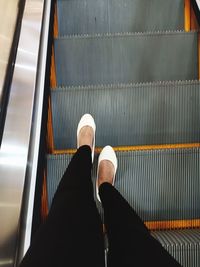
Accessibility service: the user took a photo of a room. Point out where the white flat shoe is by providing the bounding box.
[96,145,118,202]
[77,114,96,162]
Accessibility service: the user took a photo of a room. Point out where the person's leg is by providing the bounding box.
[20,117,105,267]
[99,183,181,267]
[97,146,181,267]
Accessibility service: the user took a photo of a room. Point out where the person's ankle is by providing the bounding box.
[78,126,94,150]
[98,160,115,188]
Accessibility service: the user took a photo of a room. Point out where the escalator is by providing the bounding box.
[44,1,200,266]
[1,0,200,266]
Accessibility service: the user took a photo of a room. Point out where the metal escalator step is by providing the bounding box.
[54,31,198,86]
[47,147,200,222]
[57,0,184,35]
[51,81,200,150]
[152,229,200,266]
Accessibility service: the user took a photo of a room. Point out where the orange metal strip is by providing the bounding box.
[198,33,200,80]
[50,46,57,89]
[41,170,49,221]
[185,0,191,31]
[102,220,200,233]
[47,97,55,153]
[145,219,200,231]
[52,143,200,155]
[54,2,58,38]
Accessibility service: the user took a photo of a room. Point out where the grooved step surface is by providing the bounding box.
[51,81,200,150]
[47,147,200,222]
[152,229,200,266]
[54,32,198,86]
[57,0,184,35]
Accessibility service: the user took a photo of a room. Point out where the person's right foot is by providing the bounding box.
[97,159,115,188]
[96,146,118,202]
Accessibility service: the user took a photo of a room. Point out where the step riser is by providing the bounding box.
[152,229,200,267]
[51,82,200,149]
[57,0,184,35]
[47,148,200,223]
[55,32,198,86]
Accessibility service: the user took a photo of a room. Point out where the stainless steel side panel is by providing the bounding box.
[0,0,45,266]
[0,0,19,111]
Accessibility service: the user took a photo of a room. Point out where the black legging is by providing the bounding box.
[20,145,181,267]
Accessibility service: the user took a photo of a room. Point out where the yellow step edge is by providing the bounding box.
[102,219,200,232]
[198,33,200,80]
[50,46,57,89]
[52,143,200,155]
[41,170,49,222]
[47,98,55,153]
[185,0,191,32]
[145,219,200,231]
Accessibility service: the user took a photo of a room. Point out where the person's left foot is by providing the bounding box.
[77,114,96,161]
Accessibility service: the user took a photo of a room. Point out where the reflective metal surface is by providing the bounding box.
[0,0,19,110]
[18,0,52,262]
[0,0,46,266]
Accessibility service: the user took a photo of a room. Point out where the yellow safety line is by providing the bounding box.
[47,98,55,153]
[52,143,200,155]
[41,170,49,221]
[145,219,200,231]
[102,220,200,233]
[50,46,57,89]
[185,0,191,31]
[198,33,200,80]
[50,3,58,90]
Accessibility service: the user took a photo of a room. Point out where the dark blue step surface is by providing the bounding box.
[54,31,198,86]
[51,81,200,150]
[57,0,184,35]
[47,147,200,222]
[152,229,200,266]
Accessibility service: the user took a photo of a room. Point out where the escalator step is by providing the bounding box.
[57,0,184,35]
[51,81,200,150]
[152,229,200,266]
[47,147,200,222]
[54,31,198,86]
